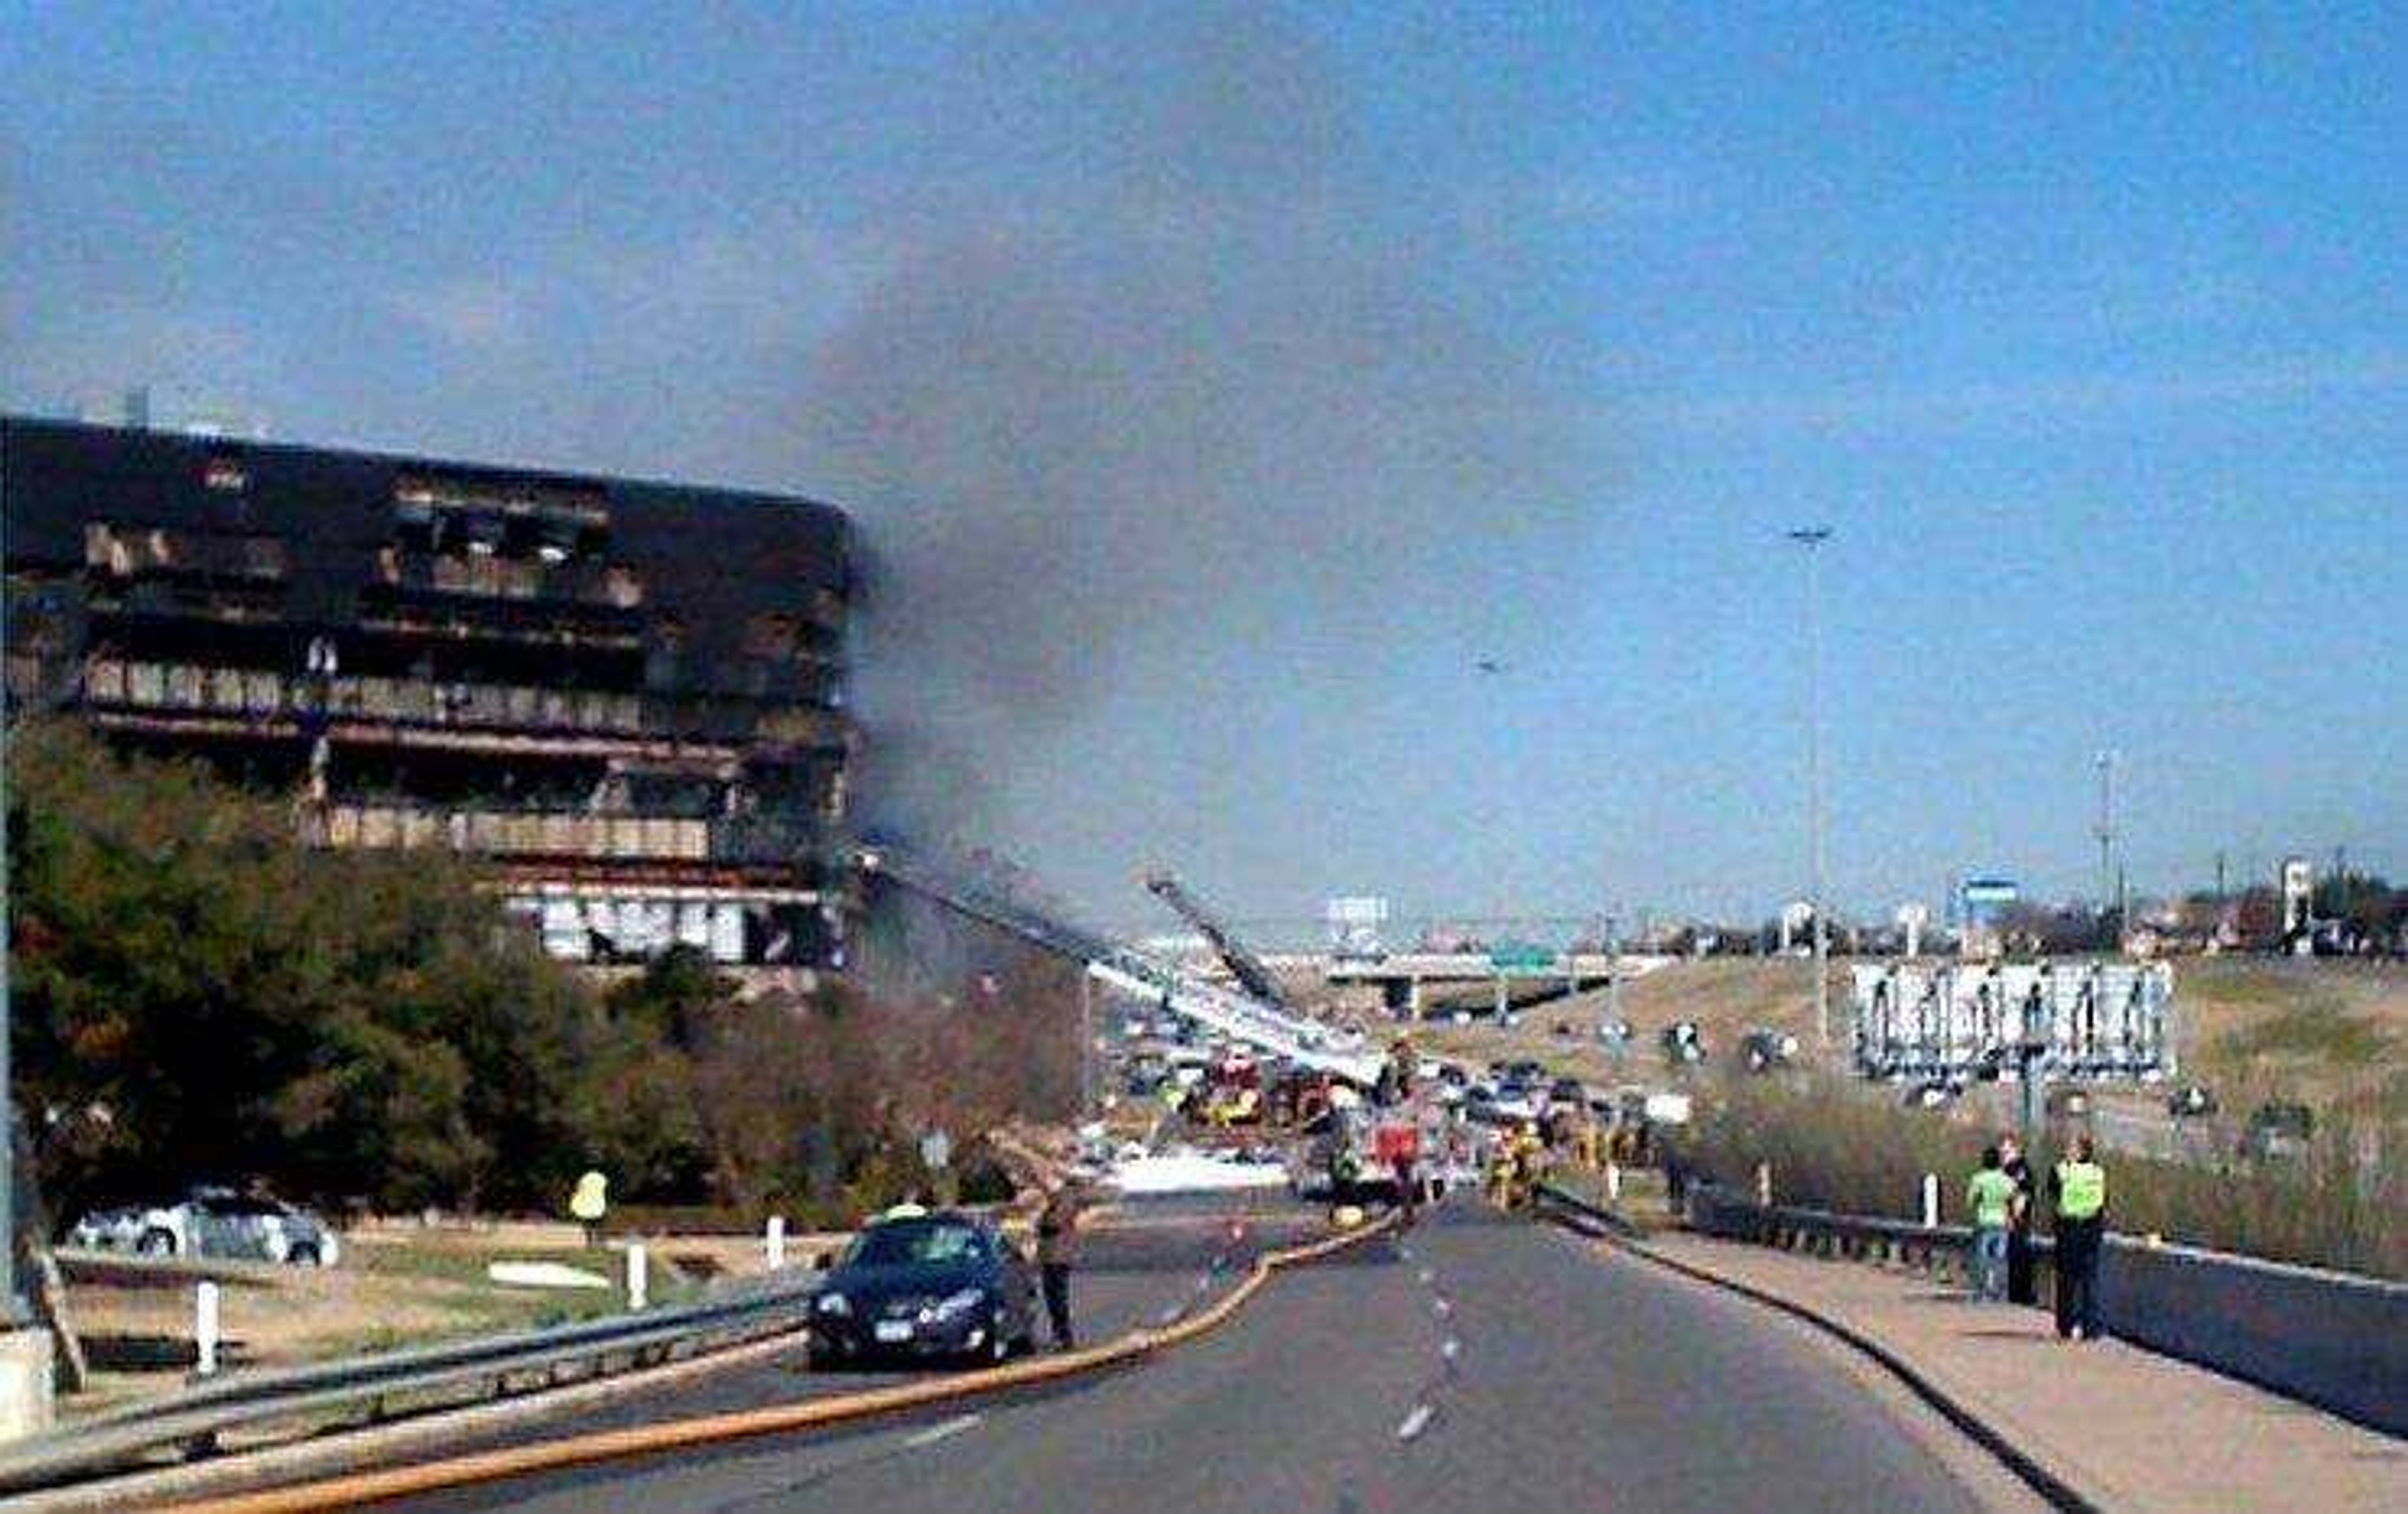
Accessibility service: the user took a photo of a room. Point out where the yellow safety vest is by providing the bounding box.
[2055,1160,2106,1220]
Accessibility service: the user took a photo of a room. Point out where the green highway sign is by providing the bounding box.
[1487,944,1558,971]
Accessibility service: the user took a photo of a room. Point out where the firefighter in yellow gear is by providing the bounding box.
[1511,1122,1549,1207]
[1484,1119,1554,1209]
[1574,1120,1605,1172]
[1485,1138,1518,1208]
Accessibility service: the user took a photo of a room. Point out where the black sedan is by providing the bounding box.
[808,1211,1038,1369]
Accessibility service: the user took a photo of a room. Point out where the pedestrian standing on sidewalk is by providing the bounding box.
[2050,1135,2108,1340]
[1965,1147,2015,1302]
[1999,1133,2038,1305]
[1035,1174,1085,1351]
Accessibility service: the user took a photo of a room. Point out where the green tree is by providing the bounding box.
[9,722,603,1219]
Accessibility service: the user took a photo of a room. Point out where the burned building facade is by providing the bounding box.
[2,416,853,977]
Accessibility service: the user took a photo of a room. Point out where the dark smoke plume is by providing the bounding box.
[796,4,1615,850]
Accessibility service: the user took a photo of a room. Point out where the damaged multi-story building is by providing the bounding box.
[1,414,854,980]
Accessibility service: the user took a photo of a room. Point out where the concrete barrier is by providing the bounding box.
[1684,1181,2408,1438]
[2100,1236,2408,1437]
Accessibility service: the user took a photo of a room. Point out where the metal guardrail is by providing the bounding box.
[1680,1183,1992,1275]
[0,1270,823,1495]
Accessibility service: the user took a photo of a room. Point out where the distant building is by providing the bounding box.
[3,415,855,979]
[1956,876,2019,959]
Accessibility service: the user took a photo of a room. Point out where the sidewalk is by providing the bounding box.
[1625,1231,2405,1513]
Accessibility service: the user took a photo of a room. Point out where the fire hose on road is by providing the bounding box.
[154,1212,1403,1514]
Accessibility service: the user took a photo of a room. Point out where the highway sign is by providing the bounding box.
[1487,943,1556,970]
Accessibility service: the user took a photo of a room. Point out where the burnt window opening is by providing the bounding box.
[742,612,803,660]
[390,470,611,565]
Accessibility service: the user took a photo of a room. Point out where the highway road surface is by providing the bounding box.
[385,1199,2009,1514]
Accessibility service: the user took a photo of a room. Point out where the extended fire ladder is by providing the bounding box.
[1140,870,1291,1009]
[853,846,1383,1083]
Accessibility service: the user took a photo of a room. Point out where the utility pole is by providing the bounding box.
[2094,750,2117,939]
[1077,970,1095,1122]
[1787,527,1833,1048]
[0,456,18,1322]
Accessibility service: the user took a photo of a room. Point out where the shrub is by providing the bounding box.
[1679,1071,2404,1280]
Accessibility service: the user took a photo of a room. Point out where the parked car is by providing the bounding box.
[69,1187,341,1266]
[1738,1028,1799,1073]
[1488,1083,1541,1122]
[1903,1080,1962,1110]
[1548,1076,1587,1109]
[2242,1101,2313,1160]
[808,1211,1037,1369]
[2165,1084,2217,1119]
[1661,1021,1707,1065]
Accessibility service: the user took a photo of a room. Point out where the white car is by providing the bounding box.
[70,1188,341,1267]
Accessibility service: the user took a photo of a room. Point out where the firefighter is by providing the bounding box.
[1485,1133,1518,1208]
[1511,1120,1549,1207]
[1575,1115,1604,1172]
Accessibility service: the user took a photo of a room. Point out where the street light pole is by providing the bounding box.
[1788,527,1833,1049]
[1077,969,1094,1123]
[1,460,18,1320]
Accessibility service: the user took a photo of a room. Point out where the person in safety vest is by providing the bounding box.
[1965,1147,2015,1302]
[1485,1133,1518,1209]
[2049,1134,2108,1340]
[569,1169,608,1249]
[1504,1120,1547,1209]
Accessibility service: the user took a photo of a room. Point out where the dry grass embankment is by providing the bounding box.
[2173,957,2405,1125]
[1679,1073,2405,1281]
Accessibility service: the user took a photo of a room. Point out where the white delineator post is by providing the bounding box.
[1921,1172,1940,1228]
[626,1243,648,1311]
[194,1281,221,1376]
[1755,1162,1773,1207]
[766,1214,788,1270]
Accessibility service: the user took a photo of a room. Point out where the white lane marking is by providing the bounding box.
[903,1412,984,1449]
[1395,1403,1436,1442]
[1439,1337,1461,1360]
[1417,1268,1435,1285]
[1432,1297,1452,1317]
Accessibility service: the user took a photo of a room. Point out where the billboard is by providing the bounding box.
[1326,895,1390,957]
[1850,960,2175,1082]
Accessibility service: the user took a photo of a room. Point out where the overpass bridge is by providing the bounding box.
[1315,950,1653,1015]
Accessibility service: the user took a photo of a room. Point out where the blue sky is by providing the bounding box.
[4,3,2400,932]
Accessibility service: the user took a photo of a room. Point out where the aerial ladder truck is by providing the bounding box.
[851,846,1383,1084]
[1139,870,1293,1010]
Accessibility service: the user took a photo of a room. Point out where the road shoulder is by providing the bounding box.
[1602,1229,2407,1514]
